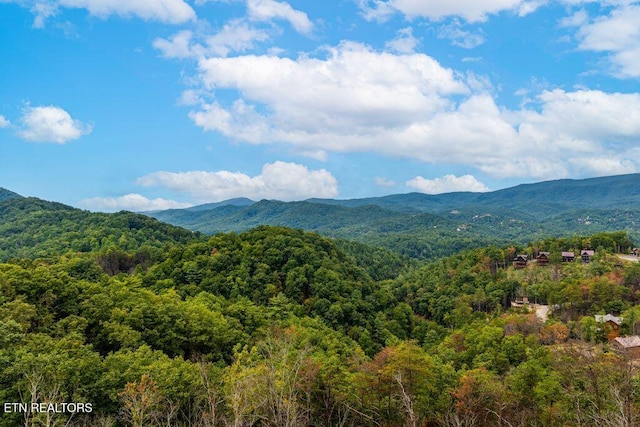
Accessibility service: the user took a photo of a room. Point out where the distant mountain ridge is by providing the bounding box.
[307,173,640,214]
[0,187,22,202]
[0,196,201,261]
[146,173,640,259]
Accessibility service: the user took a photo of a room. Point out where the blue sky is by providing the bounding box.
[1,0,639,211]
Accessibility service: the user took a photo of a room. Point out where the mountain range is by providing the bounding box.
[1,173,639,261]
[146,173,640,258]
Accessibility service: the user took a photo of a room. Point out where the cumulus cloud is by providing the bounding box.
[136,161,338,202]
[437,20,485,48]
[385,27,420,54]
[183,39,640,180]
[0,115,10,128]
[357,0,544,23]
[153,30,199,59]
[406,174,490,194]
[58,0,195,23]
[78,194,192,212]
[31,2,58,28]
[18,105,92,143]
[153,21,270,59]
[571,3,640,77]
[193,41,467,138]
[247,0,313,34]
[375,177,397,187]
[11,0,195,26]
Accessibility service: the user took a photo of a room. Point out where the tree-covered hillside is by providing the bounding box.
[146,174,640,260]
[0,187,21,202]
[2,196,640,426]
[0,197,201,261]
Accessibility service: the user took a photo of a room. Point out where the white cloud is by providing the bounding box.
[570,3,640,77]
[153,30,199,59]
[31,2,58,28]
[247,0,313,34]
[558,9,588,28]
[205,19,270,56]
[136,161,338,202]
[375,177,397,187]
[437,20,485,48]
[185,41,640,181]
[385,27,420,54]
[18,105,92,143]
[154,21,270,59]
[13,0,195,26]
[356,0,395,21]
[78,194,192,212]
[569,156,637,176]
[193,41,467,137]
[0,115,10,128]
[406,174,490,194]
[58,0,196,23]
[357,0,545,23]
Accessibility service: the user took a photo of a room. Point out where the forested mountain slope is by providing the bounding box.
[0,216,639,426]
[0,187,21,202]
[309,173,640,214]
[0,196,202,261]
[147,174,640,259]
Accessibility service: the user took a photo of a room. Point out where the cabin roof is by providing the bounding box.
[595,314,623,325]
[613,336,640,349]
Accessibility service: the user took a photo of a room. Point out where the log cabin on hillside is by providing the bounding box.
[536,252,550,266]
[513,255,528,269]
[581,250,595,264]
[595,314,623,340]
[612,335,640,358]
[562,251,575,262]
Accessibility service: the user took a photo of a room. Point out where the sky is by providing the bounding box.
[1,0,639,211]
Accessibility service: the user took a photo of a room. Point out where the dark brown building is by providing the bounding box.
[536,252,550,266]
[513,255,528,269]
[581,250,595,264]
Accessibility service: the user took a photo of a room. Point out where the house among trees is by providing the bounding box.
[562,251,575,262]
[595,314,623,340]
[633,248,639,256]
[511,296,529,307]
[536,252,550,266]
[513,254,528,269]
[581,249,595,264]
[612,335,640,358]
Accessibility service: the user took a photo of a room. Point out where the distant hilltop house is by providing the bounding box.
[581,250,595,264]
[513,255,528,269]
[595,314,623,340]
[536,252,550,266]
[562,251,575,262]
[511,296,529,308]
[612,335,640,358]
[633,248,639,257]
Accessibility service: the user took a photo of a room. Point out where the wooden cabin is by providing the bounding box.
[511,296,529,307]
[561,251,575,262]
[513,255,528,269]
[612,336,640,359]
[595,314,623,340]
[536,252,550,266]
[581,249,595,264]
